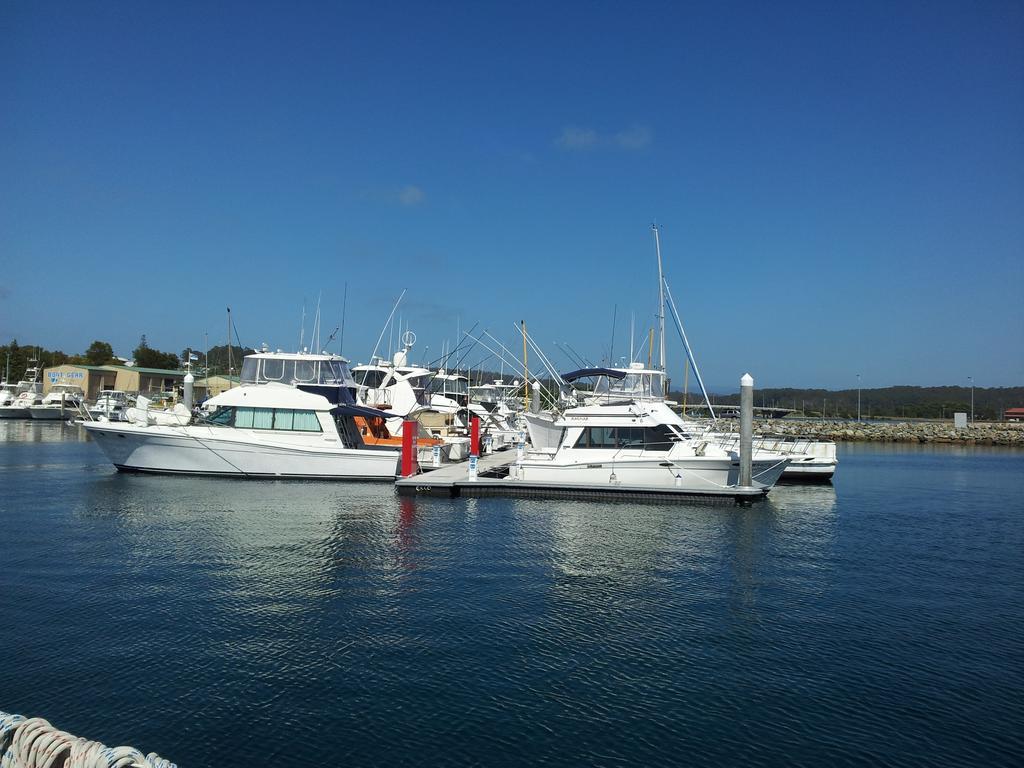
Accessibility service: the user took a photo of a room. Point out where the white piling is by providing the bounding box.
[739,372,754,488]
[530,380,541,414]
[183,371,195,410]
[468,454,478,482]
[432,444,441,468]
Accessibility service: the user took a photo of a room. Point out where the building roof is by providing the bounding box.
[45,364,119,371]
[1005,407,1024,415]
[121,366,185,376]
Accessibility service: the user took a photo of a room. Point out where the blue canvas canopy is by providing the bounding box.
[331,403,398,420]
[561,368,627,383]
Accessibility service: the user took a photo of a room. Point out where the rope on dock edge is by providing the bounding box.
[0,711,176,768]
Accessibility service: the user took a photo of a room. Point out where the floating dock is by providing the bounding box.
[394,451,769,505]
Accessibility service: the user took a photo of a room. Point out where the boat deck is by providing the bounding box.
[395,451,768,505]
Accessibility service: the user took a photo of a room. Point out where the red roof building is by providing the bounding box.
[1005,407,1024,422]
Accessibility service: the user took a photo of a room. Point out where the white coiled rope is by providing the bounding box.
[0,712,175,768]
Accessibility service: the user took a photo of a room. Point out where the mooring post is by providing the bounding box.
[530,380,541,414]
[740,373,754,488]
[401,420,419,477]
[183,370,194,410]
[470,416,480,456]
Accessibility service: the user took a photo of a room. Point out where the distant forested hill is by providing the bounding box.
[674,385,1024,420]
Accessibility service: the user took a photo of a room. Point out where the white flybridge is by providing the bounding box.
[84,348,401,479]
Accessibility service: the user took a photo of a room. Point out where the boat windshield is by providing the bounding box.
[242,356,352,386]
[428,377,468,396]
[592,372,664,401]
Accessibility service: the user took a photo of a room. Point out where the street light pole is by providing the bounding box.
[857,373,861,422]
[969,376,974,424]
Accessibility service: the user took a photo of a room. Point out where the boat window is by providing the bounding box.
[642,425,675,450]
[357,370,387,389]
[290,410,321,431]
[322,361,348,384]
[274,409,294,430]
[294,360,316,382]
[572,425,674,450]
[235,407,255,428]
[252,408,274,429]
[240,359,259,384]
[573,427,616,448]
[208,406,234,426]
[262,358,284,381]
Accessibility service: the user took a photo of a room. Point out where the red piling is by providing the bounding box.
[470,416,480,456]
[401,420,419,477]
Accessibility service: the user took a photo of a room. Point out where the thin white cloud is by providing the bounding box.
[556,126,600,150]
[555,124,652,151]
[614,124,652,150]
[398,185,425,206]
[359,185,426,207]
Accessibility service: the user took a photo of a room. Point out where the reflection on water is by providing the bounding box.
[1,434,1022,767]
[0,419,89,444]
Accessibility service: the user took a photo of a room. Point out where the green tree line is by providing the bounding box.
[2,336,190,380]
[675,385,1024,421]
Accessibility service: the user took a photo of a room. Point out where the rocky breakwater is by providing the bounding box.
[737,419,1024,446]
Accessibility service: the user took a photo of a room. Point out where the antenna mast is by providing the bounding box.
[652,224,667,381]
[227,307,234,387]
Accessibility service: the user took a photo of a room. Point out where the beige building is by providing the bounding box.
[195,375,240,399]
[43,365,186,400]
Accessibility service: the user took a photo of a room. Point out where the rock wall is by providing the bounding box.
[719,419,1024,446]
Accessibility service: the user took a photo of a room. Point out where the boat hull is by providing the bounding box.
[0,407,30,419]
[778,460,837,482]
[84,422,400,479]
[28,406,74,420]
[514,454,788,492]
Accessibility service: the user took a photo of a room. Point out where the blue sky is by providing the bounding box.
[1,0,1021,390]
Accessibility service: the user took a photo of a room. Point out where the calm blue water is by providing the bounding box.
[1,421,1022,767]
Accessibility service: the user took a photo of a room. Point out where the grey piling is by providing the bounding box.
[530,380,541,414]
[739,373,753,488]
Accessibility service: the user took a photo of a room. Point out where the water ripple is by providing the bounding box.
[1,431,1022,766]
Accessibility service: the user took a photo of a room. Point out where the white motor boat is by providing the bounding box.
[28,385,85,420]
[88,390,132,421]
[574,362,838,482]
[702,431,838,482]
[85,346,401,479]
[511,365,791,495]
[0,360,43,419]
[0,383,17,408]
[518,398,789,495]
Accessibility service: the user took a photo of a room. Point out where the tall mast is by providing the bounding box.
[652,224,667,380]
[227,307,233,387]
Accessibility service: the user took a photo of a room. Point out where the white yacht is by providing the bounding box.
[571,362,837,482]
[514,366,790,495]
[702,431,838,482]
[28,385,85,420]
[0,360,43,419]
[0,383,18,408]
[84,348,401,479]
[88,390,132,421]
[519,398,789,494]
